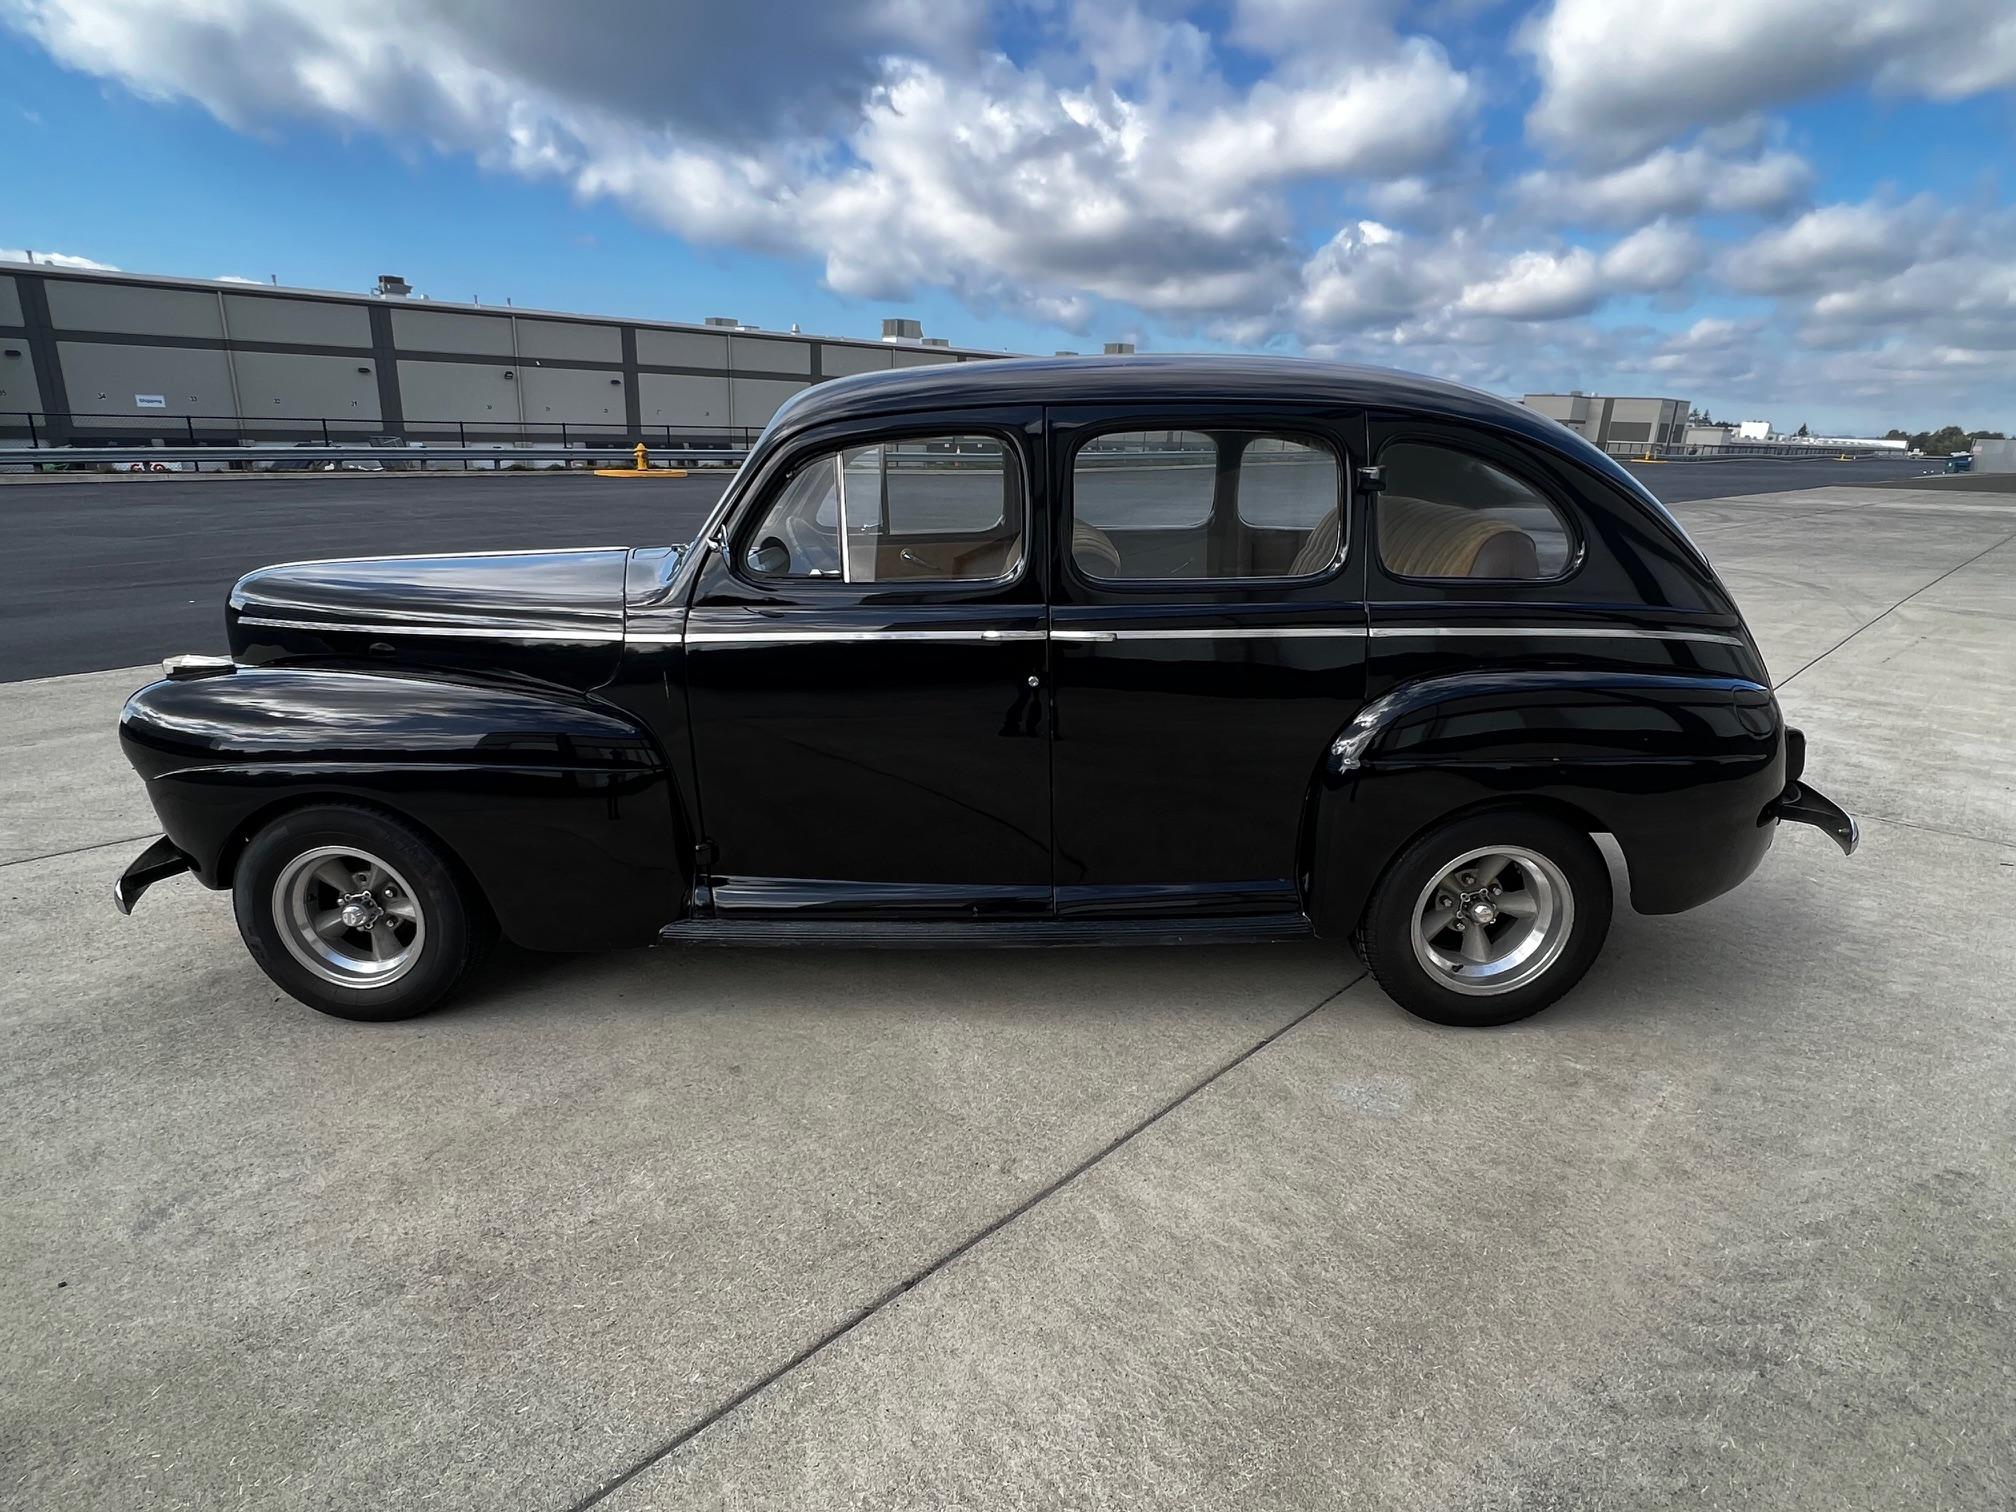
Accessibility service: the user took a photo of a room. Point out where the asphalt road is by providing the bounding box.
[0,455,1944,681]
[0,473,730,682]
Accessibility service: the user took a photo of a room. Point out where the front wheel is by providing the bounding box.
[232,804,491,1021]
[1355,810,1611,1027]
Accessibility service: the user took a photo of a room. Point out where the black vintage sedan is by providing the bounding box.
[115,355,1856,1027]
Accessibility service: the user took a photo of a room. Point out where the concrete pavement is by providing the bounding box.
[2,482,2011,1509]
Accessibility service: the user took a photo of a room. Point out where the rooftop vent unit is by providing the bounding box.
[881,317,924,341]
[922,337,950,347]
[374,274,411,298]
[704,316,739,328]
[1103,341,1136,355]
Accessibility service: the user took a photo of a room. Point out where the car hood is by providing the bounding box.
[228,547,631,690]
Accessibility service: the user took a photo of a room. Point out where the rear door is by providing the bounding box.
[1047,404,1369,919]
[684,407,1052,917]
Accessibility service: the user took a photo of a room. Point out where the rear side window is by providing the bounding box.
[1070,430,1341,581]
[742,434,1023,584]
[1375,443,1573,580]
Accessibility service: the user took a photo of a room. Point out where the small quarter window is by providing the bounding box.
[1375,442,1573,580]
[1071,430,1341,581]
[743,434,1022,583]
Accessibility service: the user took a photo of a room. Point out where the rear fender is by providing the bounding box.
[1304,669,1785,934]
[120,664,690,950]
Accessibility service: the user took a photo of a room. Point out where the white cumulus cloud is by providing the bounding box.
[1523,0,2016,164]
[1515,143,1811,228]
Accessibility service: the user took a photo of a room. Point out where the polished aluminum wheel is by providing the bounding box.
[1409,844,1573,997]
[272,845,425,989]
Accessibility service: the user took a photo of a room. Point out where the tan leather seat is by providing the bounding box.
[1380,495,1539,576]
[1073,520,1125,576]
[1289,511,1342,576]
[1290,496,1539,578]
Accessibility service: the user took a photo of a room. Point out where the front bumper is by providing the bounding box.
[112,835,194,915]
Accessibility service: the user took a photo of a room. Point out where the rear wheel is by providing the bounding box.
[1356,810,1610,1027]
[232,804,491,1021]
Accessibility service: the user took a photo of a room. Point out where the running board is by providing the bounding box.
[658,913,1315,949]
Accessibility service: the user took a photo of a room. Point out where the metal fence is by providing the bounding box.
[1598,438,1907,461]
[0,409,766,452]
[0,442,750,472]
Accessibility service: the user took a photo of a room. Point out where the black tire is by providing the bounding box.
[232,803,493,1022]
[1355,809,1611,1028]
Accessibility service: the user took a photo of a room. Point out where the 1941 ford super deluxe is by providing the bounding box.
[114,355,1856,1027]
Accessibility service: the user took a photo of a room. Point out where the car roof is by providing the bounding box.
[769,352,1556,434]
[755,352,1711,570]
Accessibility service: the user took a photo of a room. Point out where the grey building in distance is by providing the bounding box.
[1522,392,1689,451]
[0,263,1002,448]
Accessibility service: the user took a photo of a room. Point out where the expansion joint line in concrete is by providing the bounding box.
[1774,526,2016,692]
[559,973,1363,1512]
[0,831,159,871]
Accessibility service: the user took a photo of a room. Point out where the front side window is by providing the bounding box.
[1375,442,1573,580]
[1070,430,1341,582]
[743,434,1022,584]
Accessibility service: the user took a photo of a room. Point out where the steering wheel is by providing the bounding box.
[783,513,840,577]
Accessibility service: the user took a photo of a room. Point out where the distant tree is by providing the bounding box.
[1795,422,1810,437]
[1967,429,2006,441]
[1920,425,1972,454]
[1688,406,1716,425]
[1883,429,1910,441]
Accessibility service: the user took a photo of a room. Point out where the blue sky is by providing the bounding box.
[5,0,2014,432]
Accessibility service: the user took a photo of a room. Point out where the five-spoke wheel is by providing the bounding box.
[1409,845,1573,997]
[1359,811,1611,1026]
[233,804,490,1021]
[273,845,427,989]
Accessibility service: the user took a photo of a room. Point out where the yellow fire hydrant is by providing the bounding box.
[595,441,684,478]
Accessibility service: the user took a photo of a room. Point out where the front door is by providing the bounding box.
[1046,405,1369,918]
[684,409,1051,916]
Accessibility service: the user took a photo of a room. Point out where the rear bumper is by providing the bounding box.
[112,835,194,915]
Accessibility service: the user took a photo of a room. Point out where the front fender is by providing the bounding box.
[120,664,689,950]
[1306,669,1785,935]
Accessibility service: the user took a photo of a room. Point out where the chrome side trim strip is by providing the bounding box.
[683,628,1048,646]
[235,617,1740,651]
[248,545,632,573]
[236,614,624,643]
[1052,626,1358,642]
[1368,625,1745,646]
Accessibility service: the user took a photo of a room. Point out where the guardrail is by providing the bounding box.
[1599,439,1907,461]
[0,442,750,470]
[0,410,766,451]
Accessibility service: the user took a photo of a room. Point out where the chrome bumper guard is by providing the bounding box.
[113,836,194,915]
[1776,781,1860,856]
